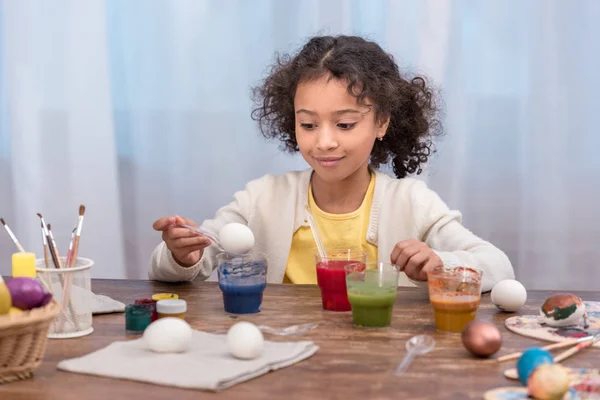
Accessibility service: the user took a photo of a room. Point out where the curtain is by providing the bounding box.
[1,0,599,289]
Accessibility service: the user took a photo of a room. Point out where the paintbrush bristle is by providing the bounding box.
[0,218,5,226]
[48,224,52,230]
[79,205,85,216]
[37,213,43,218]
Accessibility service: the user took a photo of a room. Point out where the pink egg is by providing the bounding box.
[528,364,571,400]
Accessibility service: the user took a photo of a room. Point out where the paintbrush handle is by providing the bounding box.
[46,235,61,268]
[497,338,583,362]
[43,245,50,268]
[554,340,595,363]
[69,237,80,268]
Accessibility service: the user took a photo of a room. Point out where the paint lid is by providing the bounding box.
[156,299,187,314]
[152,293,179,301]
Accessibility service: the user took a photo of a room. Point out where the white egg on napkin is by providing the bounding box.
[227,321,264,360]
[143,317,193,353]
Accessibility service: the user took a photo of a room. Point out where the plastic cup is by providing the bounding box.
[217,252,268,314]
[345,262,399,327]
[427,264,483,333]
[315,249,367,312]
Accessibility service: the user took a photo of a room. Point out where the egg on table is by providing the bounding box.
[517,347,554,385]
[227,321,264,360]
[527,363,571,400]
[538,293,589,328]
[490,279,527,312]
[143,317,193,353]
[219,223,255,255]
[461,321,502,357]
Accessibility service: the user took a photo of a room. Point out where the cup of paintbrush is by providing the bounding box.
[59,205,86,332]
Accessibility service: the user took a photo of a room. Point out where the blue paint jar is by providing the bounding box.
[217,252,268,314]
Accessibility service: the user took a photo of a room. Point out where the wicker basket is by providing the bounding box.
[0,300,61,384]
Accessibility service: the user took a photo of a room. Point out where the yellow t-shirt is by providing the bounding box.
[283,172,378,284]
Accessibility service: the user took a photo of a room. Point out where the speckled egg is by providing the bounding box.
[491,279,527,312]
[517,347,554,385]
[539,293,588,328]
[528,363,571,400]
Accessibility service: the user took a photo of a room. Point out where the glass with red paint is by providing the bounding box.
[315,249,367,311]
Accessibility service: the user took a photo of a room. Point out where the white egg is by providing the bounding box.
[143,317,193,353]
[491,279,527,312]
[227,321,264,360]
[219,223,255,255]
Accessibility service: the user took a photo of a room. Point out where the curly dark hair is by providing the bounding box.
[251,35,443,178]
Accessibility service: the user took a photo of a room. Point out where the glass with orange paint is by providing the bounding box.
[427,264,483,333]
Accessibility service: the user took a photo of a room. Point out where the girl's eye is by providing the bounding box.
[338,122,357,130]
[300,123,317,130]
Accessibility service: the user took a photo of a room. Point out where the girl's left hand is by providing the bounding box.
[390,239,443,281]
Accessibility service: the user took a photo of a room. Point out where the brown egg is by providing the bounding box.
[461,321,502,357]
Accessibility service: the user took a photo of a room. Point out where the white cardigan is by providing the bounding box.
[149,169,515,292]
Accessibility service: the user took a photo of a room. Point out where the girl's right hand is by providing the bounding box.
[152,216,212,267]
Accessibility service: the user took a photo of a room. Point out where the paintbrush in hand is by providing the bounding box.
[0,217,25,252]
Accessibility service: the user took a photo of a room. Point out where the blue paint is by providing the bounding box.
[219,279,266,314]
[516,347,554,385]
[217,259,267,314]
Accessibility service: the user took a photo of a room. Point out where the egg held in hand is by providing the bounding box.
[143,317,193,353]
[491,279,527,312]
[227,321,264,360]
[219,223,255,255]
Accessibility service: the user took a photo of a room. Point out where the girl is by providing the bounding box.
[149,35,514,292]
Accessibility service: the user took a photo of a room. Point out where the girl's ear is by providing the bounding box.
[378,114,391,138]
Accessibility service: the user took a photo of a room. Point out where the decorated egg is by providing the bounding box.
[227,321,264,360]
[0,283,11,315]
[517,347,554,385]
[539,293,588,328]
[528,363,571,400]
[461,321,503,357]
[491,279,527,312]
[219,223,255,255]
[143,317,193,353]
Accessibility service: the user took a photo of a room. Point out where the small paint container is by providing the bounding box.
[156,299,187,320]
[125,304,153,333]
[152,293,179,301]
[134,298,158,321]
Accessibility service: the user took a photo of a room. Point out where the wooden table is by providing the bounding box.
[1,280,598,399]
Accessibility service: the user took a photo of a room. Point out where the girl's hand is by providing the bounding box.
[390,239,443,281]
[153,216,211,267]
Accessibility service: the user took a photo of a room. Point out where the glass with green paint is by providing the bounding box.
[345,262,399,328]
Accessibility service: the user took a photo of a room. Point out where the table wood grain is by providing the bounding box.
[1,279,599,400]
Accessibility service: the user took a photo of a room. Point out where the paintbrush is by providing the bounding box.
[0,217,26,252]
[59,205,85,332]
[497,334,596,363]
[65,228,76,270]
[37,213,62,269]
[67,205,85,268]
[40,221,50,268]
[47,224,62,261]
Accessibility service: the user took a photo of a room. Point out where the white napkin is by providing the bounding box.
[91,292,125,314]
[63,284,125,314]
[57,330,319,391]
